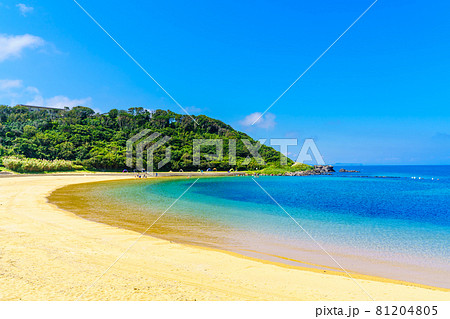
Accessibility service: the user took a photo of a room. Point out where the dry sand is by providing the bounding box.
[0,174,448,300]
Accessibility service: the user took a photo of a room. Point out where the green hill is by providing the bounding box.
[0,104,294,172]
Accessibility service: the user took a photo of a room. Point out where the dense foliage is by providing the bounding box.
[0,105,292,171]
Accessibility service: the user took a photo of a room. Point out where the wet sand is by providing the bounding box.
[0,174,449,300]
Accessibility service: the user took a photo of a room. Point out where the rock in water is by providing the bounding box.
[339,168,360,173]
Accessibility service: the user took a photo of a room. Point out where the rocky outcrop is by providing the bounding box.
[283,165,335,176]
[339,168,360,173]
[314,165,335,173]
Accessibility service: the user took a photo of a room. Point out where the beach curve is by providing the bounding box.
[0,174,449,300]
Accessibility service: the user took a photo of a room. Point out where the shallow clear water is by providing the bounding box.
[50,166,450,288]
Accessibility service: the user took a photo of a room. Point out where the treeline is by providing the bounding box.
[0,105,291,171]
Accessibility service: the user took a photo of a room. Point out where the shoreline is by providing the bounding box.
[1,174,449,300]
[49,175,450,289]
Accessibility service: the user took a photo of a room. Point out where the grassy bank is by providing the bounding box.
[249,163,313,175]
[1,157,82,173]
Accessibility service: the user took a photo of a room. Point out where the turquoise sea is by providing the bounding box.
[50,165,450,288]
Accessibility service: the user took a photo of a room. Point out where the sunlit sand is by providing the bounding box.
[0,175,448,300]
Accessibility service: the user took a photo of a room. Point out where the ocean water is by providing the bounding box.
[49,166,450,288]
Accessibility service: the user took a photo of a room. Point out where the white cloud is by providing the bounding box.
[16,3,34,16]
[239,112,276,129]
[0,34,44,62]
[185,105,204,114]
[0,79,23,90]
[25,94,44,106]
[25,86,40,94]
[42,95,92,108]
[0,78,92,109]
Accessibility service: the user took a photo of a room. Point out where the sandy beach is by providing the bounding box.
[0,174,449,301]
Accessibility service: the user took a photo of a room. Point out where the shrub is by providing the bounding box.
[2,156,79,173]
[249,164,313,175]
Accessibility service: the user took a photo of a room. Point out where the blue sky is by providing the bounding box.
[0,0,449,164]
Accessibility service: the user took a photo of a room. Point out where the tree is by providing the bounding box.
[0,105,293,171]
